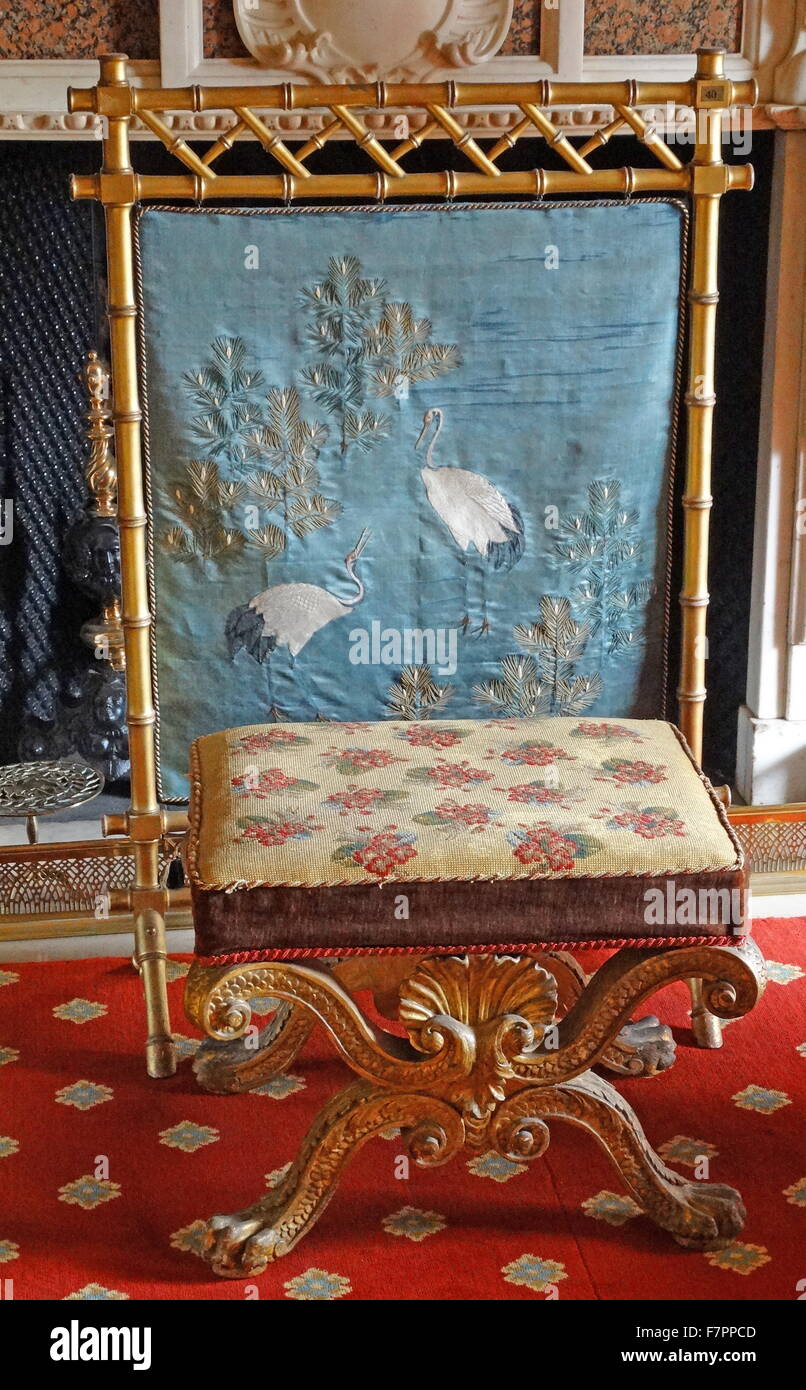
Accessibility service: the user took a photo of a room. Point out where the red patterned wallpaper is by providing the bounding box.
[0,1,160,61]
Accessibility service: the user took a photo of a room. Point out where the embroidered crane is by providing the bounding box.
[226,528,370,662]
[416,407,525,634]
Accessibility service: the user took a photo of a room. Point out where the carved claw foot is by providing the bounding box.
[194,1000,314,1094]
[204,1212,284,1279]
[603,1015,677,1077]
[670,1183,746,1250]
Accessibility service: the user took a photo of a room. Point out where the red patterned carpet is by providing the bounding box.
[1,919,804,1301]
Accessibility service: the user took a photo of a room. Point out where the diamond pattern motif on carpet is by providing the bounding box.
[0,918,803,1300]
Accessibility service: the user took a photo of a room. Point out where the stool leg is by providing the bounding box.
[203,1080,464,1277]
[688,977,724,1048]
[508,1072,744,1250]
[185,941,763,1276]
[537,950,677,1077]
[134,908,177,1078]
[194,1002,314,1094]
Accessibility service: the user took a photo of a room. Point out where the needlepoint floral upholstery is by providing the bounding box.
[187,717,746,960]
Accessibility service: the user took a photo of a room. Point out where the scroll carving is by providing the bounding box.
[233,0,513,83]
[186,938,764,1274]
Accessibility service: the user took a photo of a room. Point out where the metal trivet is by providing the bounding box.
[0,760,104,843]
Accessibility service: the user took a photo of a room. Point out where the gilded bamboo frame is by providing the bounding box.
[69,51,755,1077]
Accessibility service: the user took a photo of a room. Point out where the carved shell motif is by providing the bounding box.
[399,954,558,1044]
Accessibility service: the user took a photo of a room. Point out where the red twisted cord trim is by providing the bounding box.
[195,932,740,967]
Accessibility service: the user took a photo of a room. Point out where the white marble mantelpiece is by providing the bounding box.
[0,1,796,136]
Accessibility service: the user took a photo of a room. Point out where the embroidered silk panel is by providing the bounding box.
[135,203,685,799]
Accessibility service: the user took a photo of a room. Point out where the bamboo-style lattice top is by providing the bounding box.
[69,51,756,205]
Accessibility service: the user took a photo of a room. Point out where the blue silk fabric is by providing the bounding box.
[135,203,685,800]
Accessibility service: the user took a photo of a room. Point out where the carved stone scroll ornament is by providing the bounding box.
[185,939,764,1276]
[234,0,514,83]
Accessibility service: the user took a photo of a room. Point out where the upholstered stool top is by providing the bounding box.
[187,717,746,961]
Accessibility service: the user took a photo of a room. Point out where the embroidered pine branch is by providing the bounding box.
[243,387,328,471]
[182,335,265,468]
[166,375,339,565]
[385,664,454,720]
[474,595,603,717]
[299,256,391,456]
[473,653,542,716]
[553,478,655,658]
[288,493,342,540]
[161,460,248,565]
[299,257,460,457]
[363,302,461,398]
[242,523,286,559]
[240,386,340,550]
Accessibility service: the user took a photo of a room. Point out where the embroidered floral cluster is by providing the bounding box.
[506,825,601,872]
[595,806,687,839]
[595,759,668,787]
[500,742,574,767]
[396,724,470,749]
[334,826,418,879]
[321,746,408,775]
[572,722,645,743]
[239,813,324,848]
[231,767,317,797]
[231,728,311,754]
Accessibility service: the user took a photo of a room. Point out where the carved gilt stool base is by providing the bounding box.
[184,939,764,1279]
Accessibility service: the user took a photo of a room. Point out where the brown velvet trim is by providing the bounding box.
[192,863,748,958]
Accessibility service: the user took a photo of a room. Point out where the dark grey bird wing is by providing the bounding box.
[225,603,276,663]
[490,500,526,571]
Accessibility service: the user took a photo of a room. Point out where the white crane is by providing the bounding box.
[416,406,524,633]
[226,528,370,662]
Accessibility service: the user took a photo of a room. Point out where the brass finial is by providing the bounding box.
[84,350,117,517]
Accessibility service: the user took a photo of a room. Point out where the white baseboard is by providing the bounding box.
[736,706,806,803]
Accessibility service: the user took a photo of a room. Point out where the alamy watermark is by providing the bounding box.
[651,104,752,157]
[349,621,459,677]
[50,1321,151,1370]
[644,881,746,928]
